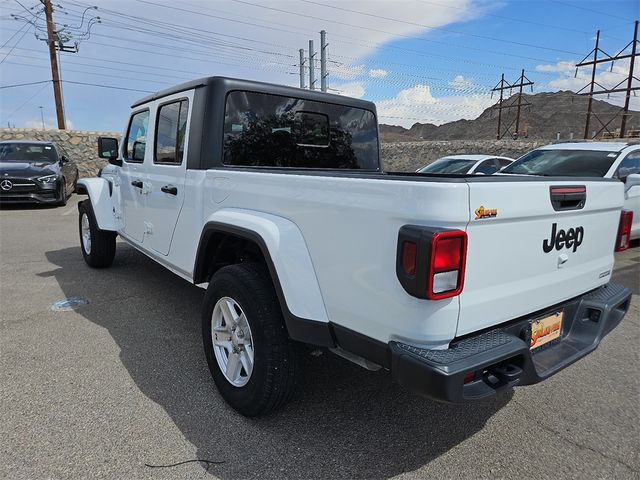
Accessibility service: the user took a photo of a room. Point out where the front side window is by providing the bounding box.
[223,91,379,170]
[615,152,640,181]
[504,149,619,177]
[155,100,189,165]
[125,110,150,162]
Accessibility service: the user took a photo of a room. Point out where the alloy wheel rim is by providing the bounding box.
[81,213,91,254]
[211,296,254,387]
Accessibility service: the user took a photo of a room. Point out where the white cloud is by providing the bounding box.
[334,82,366,99]
[368,69,388,78]
[330,63,365,80]
[535,58,639,110]
[375,84,494,127]
[448,74,474,91]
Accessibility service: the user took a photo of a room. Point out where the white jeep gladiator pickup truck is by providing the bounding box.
[77,77,632,417]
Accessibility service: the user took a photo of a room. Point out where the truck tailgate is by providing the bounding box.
[457,179,624,337]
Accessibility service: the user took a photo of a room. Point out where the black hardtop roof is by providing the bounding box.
[131,76,377,113]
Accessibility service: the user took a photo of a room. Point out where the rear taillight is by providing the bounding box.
[615,210,633,252]
[396,226,467,300]
[428,231,467,300]
[401,241,417,276]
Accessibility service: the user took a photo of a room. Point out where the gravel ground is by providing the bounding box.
[1,195,638,479]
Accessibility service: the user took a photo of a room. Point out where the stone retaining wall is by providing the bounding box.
[0,128,558,175]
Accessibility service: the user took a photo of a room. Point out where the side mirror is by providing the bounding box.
[98,137,122,167]
[625,173,640,192]
[59,155,69,165]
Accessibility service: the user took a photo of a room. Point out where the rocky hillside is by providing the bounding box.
[380,91,639,141]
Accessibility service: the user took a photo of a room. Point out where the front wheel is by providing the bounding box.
[57,180,67,206]
[202,263,301,417]
[78,200,116,268]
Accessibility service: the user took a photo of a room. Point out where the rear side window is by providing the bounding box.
[223,91,379,170]
[504,149,619,177]
[125,110,150,162]
[474,159,499,174]
[155,100,189,165]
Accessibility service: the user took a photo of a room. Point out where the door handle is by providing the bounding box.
[161,185,178,195]
[131,180,143,188]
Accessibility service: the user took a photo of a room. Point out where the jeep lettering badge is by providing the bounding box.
[543,223,584,253]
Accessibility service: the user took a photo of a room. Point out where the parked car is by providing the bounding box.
[417,154,513,175]
[503,142,640,240]
[0,140,79,206]
[77,77,631,416]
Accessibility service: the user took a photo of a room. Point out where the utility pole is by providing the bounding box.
[514,69,533,137]
[299,49,306,89]
[39,106,45,129]
[492,73,506,140]
[320,30,327,93]
[42,0,65,130]
[582,30,600,139]
[308,39,316,90]
[576,21,640,138]
[620,20,638,137]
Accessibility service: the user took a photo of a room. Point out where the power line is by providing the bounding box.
[0,18,32,64]
[299,0,582,56]
[551,0,632,22]
[230,0,582,64]
[4,82,48,119]
[0,79,50,88]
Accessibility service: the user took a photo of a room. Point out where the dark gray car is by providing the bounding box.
[0,140,79,206]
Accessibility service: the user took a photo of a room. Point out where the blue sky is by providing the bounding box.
[0,0,638,130]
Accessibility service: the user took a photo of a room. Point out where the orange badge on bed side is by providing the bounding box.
[475,206,498,220]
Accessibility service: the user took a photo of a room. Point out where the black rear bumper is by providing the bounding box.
[390,282,632,403]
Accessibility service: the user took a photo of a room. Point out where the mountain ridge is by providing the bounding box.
[379,91,639,142]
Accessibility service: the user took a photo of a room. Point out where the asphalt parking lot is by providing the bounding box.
[1,195,638,480]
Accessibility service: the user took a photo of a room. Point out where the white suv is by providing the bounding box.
[503,142,640,240]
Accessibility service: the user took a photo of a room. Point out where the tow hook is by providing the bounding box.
[488,362,523,383]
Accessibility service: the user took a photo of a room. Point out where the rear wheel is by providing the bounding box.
[78,200,116,268]
[202,262,301,417]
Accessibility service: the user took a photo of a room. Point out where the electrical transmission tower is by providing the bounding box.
[10,0,100,129]
[575,20,639,139]
[491,70,534,139]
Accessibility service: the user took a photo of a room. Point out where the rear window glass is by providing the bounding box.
[223,91,379,170]
[418,158,476,174]
[504,149,619,177]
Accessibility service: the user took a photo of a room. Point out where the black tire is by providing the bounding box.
[57,180,67,206]
[202,262,301,417]
[78,200,116,268]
